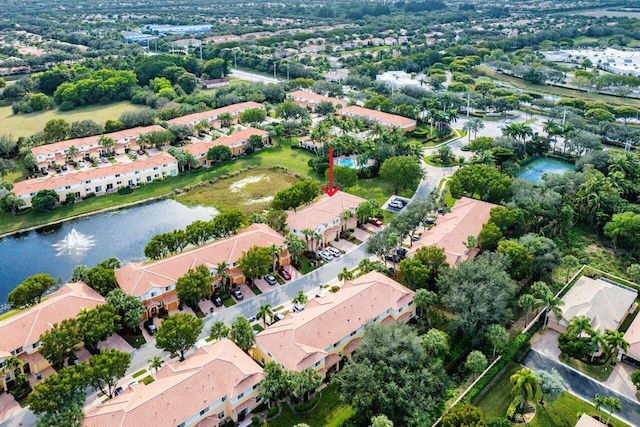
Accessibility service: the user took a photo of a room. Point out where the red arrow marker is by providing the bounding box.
[322,146,341,197]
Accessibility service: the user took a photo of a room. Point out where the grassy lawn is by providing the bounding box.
[0,102,146,138]
[268,383,354,427]
[132,369,147,379]
[347,176,414,207]
[558,353,613,382]
[222,297,236,307]
[475,362,629,427]
[478,66,640,108]
[173,167,300,215]
[121,333,146,349]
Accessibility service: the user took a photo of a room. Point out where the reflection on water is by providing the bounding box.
[0,199,217,304]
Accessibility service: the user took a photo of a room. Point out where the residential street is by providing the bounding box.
[230,68,280,84]
[524,350,640,426]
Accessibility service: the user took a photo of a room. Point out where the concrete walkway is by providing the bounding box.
[524,350,640,426]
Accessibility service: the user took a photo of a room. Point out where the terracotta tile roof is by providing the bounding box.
[288,90,344,107]
[183,128,268,157]
[13,152,178,198]
[286,191,365,232]
[255,271,414,371]
[408,197,498,265]
[0,282,105,353]
[83,339,264,427]
[115,224,286,297]
[339,105,416,128]
[31,125,166,158]
[558,276,637,333]
[167,102,263,126]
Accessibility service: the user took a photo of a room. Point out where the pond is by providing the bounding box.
[516,157,575,184]
[0,200,218,307]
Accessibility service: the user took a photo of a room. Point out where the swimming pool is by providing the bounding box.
[337,157,357,168]
[516,157,575,184]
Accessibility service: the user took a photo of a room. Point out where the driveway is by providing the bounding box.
[524,350,640,426]
[98,333,134,353]
[605,362,639,401]
[530,329,562,359]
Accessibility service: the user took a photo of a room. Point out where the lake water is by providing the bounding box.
[0,200,218,306]
[516,158,575,184]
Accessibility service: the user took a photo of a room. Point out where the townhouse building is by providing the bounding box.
[183,127,269,167]
[32,125,167,168]
[114,223,289,319]
[338,105,417,132]
[285,191,365,251]
[253,272,415,378]
[13,152,178,208]
[167,102,263,128]
[0,282,105,390]
[83,339,264,427]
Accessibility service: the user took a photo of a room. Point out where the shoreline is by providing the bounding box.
[0,194,170,240]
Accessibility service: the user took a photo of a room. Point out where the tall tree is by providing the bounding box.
[379,156,423,194]
[229,315,254,353]
[465,351,488,379]
[175,264,213,307]
[83,349,131,398]
[8,273,57,308]
[414,289,437,328]
[76,304,120,351]
[106,289,145,331]
[154,313,204,361]
[238,245,272,284]
[536,369,566,404]
[442,404,487,427]
[334,323,448,426]
[39,318,80,368]
[292,368,322,403]
[27,366,86,426]
[510,368,540,409]
[485,324,509,359]
[257,304,274,328]
[209,321,230,341]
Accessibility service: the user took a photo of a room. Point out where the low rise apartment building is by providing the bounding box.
[13,152,178,208]
[32,125,166,168]
[0,282,105,391]
[338,105,417,132]
[114,223,289,318]
[253,271,415,378]
[83,339,265,427]
[288,90,344,110]
[183,127,269,167]
[167,102,263,128]
[286,191,365,251]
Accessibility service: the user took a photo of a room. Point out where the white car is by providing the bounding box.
[319,251,333,262]
[389,201,404,209]
[326,247,341,257]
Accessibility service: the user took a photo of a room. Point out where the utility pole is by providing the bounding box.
[562,108,567,127]
[286,63,290,80]
[273,62,277,78]
[466,92,470,119]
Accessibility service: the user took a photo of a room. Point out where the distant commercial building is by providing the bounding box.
[376,71,424,90]
[543,48,640,77]
[144,24,212,35]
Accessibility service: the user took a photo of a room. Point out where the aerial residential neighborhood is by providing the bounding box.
[4,0,640,426]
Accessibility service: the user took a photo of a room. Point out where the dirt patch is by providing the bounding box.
[230,175,269,192]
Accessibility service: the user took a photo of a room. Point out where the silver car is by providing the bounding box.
[319,251,333,262]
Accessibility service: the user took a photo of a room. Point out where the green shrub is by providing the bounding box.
[267,406,279,418]
[118,186,134,195]
[294,393,321,413]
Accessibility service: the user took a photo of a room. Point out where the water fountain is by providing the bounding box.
[52,229,96,256]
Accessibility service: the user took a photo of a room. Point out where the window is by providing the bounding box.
[177,423,186,427]
[154,174,159,178]
[153,166,158,170]
[221,396,226,402]
[95,186,102,192]
[237,392,244,399]
[115,174,120,178]
[146,176,152,182]
[199,407,209,415]
[135,171,140,174]
[151,292,157,297]
[33,341,40,349]
[217,411,225,419]
[65,185,71,189]
[85,180,91,184]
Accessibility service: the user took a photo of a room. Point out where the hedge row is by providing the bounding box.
[463,326,537,404]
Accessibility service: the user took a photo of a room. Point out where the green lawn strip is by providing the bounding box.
[475,362,628,427]
[248,283,262,295]
[122,333,146,349]
[478,66,640,108]
[132,369,147,379]
[558,353,613,382]
[0,102,146,138]
[141,375,154,385]
[222,297,236,307]
[274,305,284,311]
[0,308,21,321]
[268,383,354,427]
[252,324,264,333]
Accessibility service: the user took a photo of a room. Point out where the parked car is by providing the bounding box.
[319,251,333,262]
[137,149,145,155]
[326,247,341,257]
[101,157,109,163]
[278,269,291,280]
[411,234,421,241]
[78,161,85,167]
[265,274,278,285]
[61,165,68,171]
[395,198,408,206]
[396,248,408,258]
[369,217,383,227]
[385,254,401,263]
[272,312,285,323]
[388,201,404,209]
[129,150,138,157]
[210,294,223,307]
[114,387,124,396]
[425,217,436,225]
[230,288,244,300]
[292,304,305,313]
[144,320,157,335]
[40,167,48,176]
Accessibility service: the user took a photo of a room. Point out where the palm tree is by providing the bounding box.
[292,290,308,308]
[462,118,484,143]
[338,267,354,285]
[268,244,281,272]
[218,112,234,128]
[216,262,230,293]
[98,136,116,156]
[604,397,622,425]
[292,368,322,403]
[301,228,314,252]
[65,145,80,163]
[148,356,163,373]
[510,368,541,409]
[414,288,437,328]
[592,394,607,421]
[518,293,540,326]
[502,122,533,144]
[588,329,609,362]
[209,320,230,341]
[567,316,592,338]
[604,329,629,361]
[257,304,274,328]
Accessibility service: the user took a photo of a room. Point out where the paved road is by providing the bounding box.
[524,349,640,426]
[230,68,280,84]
